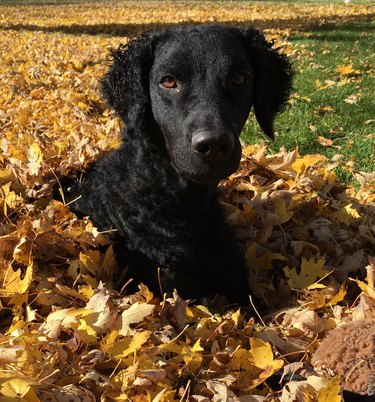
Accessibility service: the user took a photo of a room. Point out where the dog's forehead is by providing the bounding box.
[153,27,248,70]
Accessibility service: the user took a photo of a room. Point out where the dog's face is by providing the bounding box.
[102,25,292,184]
[149,28,253,184]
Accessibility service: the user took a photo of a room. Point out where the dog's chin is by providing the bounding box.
[178,162,240,186]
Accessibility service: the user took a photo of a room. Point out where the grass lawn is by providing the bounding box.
[242,20,375,180]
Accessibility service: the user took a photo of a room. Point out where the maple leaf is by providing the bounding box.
[291,154,326,174]
[0,264,33,296]
[333,203,361,223]
[335,63,360,76]
[317,375,342,402]
[284,257,329,290]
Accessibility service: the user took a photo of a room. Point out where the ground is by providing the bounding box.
[0,2,374,401]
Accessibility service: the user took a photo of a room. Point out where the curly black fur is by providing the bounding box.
[60,25,292,303]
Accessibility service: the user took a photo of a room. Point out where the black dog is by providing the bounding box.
[60,25,292,303]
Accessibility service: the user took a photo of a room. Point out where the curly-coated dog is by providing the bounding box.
[60,25,292,303]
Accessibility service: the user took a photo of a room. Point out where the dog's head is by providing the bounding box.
[102,25,292,184]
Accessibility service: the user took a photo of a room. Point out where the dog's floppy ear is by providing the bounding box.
[241,28,292,139]
[101,32,160,133]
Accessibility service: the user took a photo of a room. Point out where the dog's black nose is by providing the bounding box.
[192,131,234,163]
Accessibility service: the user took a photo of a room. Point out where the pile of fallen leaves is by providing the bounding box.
[1,142,375,401]
[1,2,375,401]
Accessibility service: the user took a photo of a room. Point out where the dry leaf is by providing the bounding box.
[121,302,155,335]
[284,257,328,290]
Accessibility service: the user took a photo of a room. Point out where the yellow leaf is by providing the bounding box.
[335,63,360,76]
[245,242,287,271]
[151,388,168,402]
[228,348,255,371]
[158,342,183,355]
[248,338,284,388]
[264,149,297,171]
[333,203,360,223]
[178,340,204,373]
[307,283,327,290]
[12,237,32,265]
[76,318,97,344]
[122,330,151,358]
[0,169,13,180]
[79,250,101,276]
[45,308,77,334]
[284,257,329,290]
[18,105,31,127]
[27,142,43,176]
[78,101,90,111]
[1,182,17,217]
[328,285,347,306]
[1,265,33,295]
[104,334,133,359]
[77,284,95,301]
[0,379,36,398]
[367,258,375,288]
[353,278,375,301]
[195,305,213,316]
[344,204,360,219]
[249,338,281,370]
[183,351,202,373]
[231,308,241,327]
[136,284,155,302]
[191,338,204,353]
[273,197,293,225]
[101,329,122,356]
[22,387,40,402]
[344,94,360,104]
[291,154,326,174]
[120,302,155,335]
[317,375,341,402]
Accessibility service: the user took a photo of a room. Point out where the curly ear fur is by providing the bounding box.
[101,32,160,134]
[241,28,293,139]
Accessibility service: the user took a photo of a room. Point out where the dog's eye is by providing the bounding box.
[160,76,178,89]
[229,72,249,86]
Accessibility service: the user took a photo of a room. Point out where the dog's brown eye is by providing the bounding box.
[230,72,248,86]
[161,76,177,89]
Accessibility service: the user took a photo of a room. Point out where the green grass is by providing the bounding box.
[242,20,375,177]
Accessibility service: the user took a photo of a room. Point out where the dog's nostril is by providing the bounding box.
[192,130,234,162]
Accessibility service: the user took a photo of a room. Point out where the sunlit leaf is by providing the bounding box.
[284,257,329,290]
